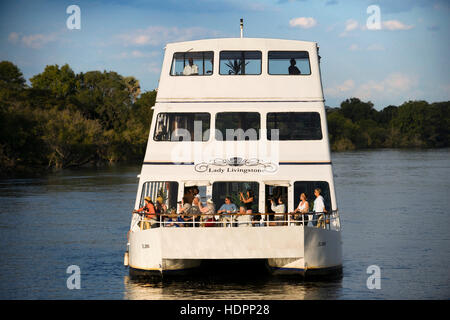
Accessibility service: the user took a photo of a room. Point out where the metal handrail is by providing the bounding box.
[132,210,341,231]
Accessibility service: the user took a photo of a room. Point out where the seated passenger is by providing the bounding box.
[199,198,215,227]
[165,209,181,227]
[217,196,238,227]
[270,197,286,226]
[291,193,309,226]
[183,57,199,75]
[236,206,252,227]
[188,197,201,227]
[288,58,301,75]
[155,196,167,223]
[178,196,193,227]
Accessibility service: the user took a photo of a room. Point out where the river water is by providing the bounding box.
[0,149,449,299]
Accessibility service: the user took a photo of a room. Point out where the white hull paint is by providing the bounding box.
[129,225,342,277]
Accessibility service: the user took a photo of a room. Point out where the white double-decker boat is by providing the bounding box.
[125,31,343,278]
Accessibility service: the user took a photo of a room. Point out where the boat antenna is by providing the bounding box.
[240,18,244,38]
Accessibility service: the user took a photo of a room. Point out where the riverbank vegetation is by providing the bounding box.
[1,61,449,175]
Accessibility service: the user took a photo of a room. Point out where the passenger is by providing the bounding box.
[133,196,158,229]
[313,188,327,228]
[188,197,201,227]
[165,209,181,227]
[288,58,301,75]
[240,189,255,225]
[192,187,201,202]
[240,189,254,213]
[155,196,167,213]
[270,197,286,226]
[155,196,167,224]
[178,196,192,227]
[236,206,252,227]
[292,193,309,226]
[183,57,199,75]
[199,198,215,227]
[217,196,238,227]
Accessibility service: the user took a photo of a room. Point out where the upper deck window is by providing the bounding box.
[219,51,262,75]
[170,51,214,76]
[154,113,210,141]
[215,112,260,141]
[268,51,311,75]
[267,112,322,140]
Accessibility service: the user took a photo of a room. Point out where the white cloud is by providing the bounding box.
[367,44,385,51]
[289,17,317,29]
[345,19,359,32]
[8,32,58,49]
[349,44,360,51]
[325,73,419,102]
[325,79,355,96]
[339,19,362,37]
[8,32,20,43]
[146,62,161,74]
[118,26,222,47]
[382,20,414,30]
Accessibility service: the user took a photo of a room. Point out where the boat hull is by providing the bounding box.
[128,225,342,278]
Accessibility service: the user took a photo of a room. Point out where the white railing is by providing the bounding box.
[132,210,341,231]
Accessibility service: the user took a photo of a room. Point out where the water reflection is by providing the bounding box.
[123,270,343,300]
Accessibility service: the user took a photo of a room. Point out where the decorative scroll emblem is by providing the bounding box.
[195,158,278,173]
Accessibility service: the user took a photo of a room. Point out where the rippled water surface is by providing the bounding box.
[0,149,449,299]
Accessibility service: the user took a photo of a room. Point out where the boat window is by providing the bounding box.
[215,112,260,140]
[267,112,322,140]
[212,182,259,213]
[170,51,214,76]
[154,113,210,141]
[219,51,262,75]
[293,181,331,212]
[268,51,311,75]
[140,181,179,211]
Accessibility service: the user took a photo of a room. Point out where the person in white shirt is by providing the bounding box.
[270,197,286,226]
[236,206,252,227]
[292,193,309,226]
[183,57,199,75]
[313,188,326,228]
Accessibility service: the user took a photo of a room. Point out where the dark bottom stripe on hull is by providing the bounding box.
[129,263,343,280]
[268,264,343,279]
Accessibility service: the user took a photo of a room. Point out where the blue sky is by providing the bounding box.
[1,0,449,109]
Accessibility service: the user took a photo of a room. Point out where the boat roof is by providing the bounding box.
[164,37,318,51]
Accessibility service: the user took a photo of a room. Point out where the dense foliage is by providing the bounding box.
[0,61,448,175]
[0,61,155,174]
[327,98,449,151]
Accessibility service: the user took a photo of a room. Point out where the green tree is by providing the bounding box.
[30,64,77,99]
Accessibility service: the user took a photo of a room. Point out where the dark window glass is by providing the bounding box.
[140,181,179,211]
[215,112,260,140]
[154,113,210,141]
[268,51,311,75]
[219,51,262,75]
[267,112,322,140]
[212,182,259,213]
[170,51,214,76]
[293,181,331,212]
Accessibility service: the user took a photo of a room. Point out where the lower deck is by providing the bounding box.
[127,225,342,278]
